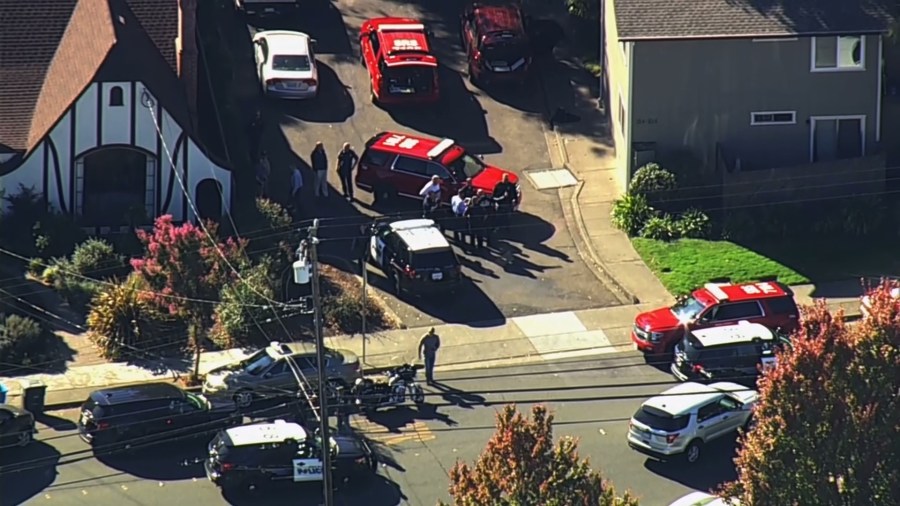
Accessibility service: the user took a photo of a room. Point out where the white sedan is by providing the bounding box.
[668,492,739,506]
[252,30,318,99]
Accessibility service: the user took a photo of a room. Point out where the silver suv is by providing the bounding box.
[202,342,361,407]
[627,381,757,464]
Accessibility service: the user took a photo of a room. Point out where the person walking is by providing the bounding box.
[290,165,304,218]
[248,110,265,162]
[255,150,271,197]
[418,327,441,385]
[336,142,359,201]
[311,141,328,198]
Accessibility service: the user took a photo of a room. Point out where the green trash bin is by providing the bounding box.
[22,380,47,414]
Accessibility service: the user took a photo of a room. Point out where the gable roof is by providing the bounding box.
[613,0,896,41]
[0,0,180,153]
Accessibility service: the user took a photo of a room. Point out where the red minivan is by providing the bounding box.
[355,131,521,206]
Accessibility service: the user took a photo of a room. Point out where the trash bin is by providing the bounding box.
[0,382,7,404]
[22,380,46,414]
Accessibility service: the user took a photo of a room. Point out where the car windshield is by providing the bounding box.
[411,249,457,269]
[671,296,706,321]
[482,33,527,60]
[382,64,434,94]
[241,349,276,376]
[272,54,311,72]
[447,153,485,180]
[633,406,690,432]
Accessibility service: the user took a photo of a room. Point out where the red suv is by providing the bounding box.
[460,1,532,85]
[360,18,440,105]
[355,131,521,205]
[632,281,800,356]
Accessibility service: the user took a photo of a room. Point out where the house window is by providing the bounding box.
[109,86,124,106]
[811,116,864,162]
[618,93,626,134]
[811,36,864,71]
[750,111,796,126]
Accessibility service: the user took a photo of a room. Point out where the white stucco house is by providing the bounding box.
[0,0,232,233]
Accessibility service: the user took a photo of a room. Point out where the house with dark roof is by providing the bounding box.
[0,0,231,231]
[605,0,896,204]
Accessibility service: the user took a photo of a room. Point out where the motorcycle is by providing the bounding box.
[350,363,425,413]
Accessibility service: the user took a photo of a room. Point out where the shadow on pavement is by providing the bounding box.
[278,62,355,123]
[430,381,485,409]
[222,474,405,506]
[643,436,739,491]
[0,441,60,505]
[95,439,208,481]
[365,403,457,432]
[247,3,355,59]
[35,413,77,432]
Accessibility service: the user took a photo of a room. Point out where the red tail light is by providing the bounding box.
[220,462,234,472]
[96,421,110,430]
[302,78,317,86]
[692,364,705,374]
[266,78,282,88]
[666,433,679,444]
[404,266,416,278]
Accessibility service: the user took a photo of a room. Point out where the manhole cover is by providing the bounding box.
[525,168,578,190]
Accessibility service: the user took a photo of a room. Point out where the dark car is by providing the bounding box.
[205,420,376,494]
[671,322,792,382]
[369,218,463,295]
[460,0,532,86]
[78,383,241,452]
[0,404,36,449]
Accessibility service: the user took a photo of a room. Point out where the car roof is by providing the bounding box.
[472,3,524,35]
[696,281,791,303]
[389,219,452,252]
[258,30,311,55]
[368,18,438,67]
[89,382,186,406]
[266,341,319,357]
[224,420,307,447]
[643,382,727,416]
[690,321,774,348]
[369,132,461,162]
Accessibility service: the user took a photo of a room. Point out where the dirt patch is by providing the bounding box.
[319,264,400,336]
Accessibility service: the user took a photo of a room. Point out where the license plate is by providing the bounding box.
[431,272,443,281]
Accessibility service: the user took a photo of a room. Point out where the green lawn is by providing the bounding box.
[633,238,810,296]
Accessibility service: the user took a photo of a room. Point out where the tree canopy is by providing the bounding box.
[721,281,900,506]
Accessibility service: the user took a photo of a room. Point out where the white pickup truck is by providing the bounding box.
[234,0,299,16]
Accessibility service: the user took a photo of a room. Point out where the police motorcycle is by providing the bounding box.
[350,363,425,413]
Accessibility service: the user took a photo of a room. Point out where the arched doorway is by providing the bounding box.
[75,147,155,226]
[195,179,223,221]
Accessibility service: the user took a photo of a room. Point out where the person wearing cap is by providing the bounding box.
[418,327,441,384]
[336,142,358,201]
[419,175,442,220]
[311,141,328,198]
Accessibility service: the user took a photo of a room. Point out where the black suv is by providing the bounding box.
[78,383,240,452]
[205,420,376,494]
[369,218,462,295]
[671,322,791,383]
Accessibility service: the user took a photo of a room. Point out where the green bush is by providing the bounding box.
[640,214,679,241]
[210,261,278,349]
[27,257,45,278]
[87,275,168,361]
[611,194,653,236]
[54,275,102,310]
[323,291,384,335]
[0,314,57,372]
[629,163,677,196]
[70,238,125,278]
[677,208,712,239]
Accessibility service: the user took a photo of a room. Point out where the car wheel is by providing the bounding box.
[16,430,32,447]
[233,390,253,408]
[684,440,702,464]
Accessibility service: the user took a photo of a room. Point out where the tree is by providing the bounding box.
[721,281,900,506]
[442,404,638,506]
[130,215,247,380]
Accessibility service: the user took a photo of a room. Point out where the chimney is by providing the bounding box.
[177,0,198,128]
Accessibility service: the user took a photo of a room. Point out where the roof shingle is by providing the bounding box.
[613,0,896,41]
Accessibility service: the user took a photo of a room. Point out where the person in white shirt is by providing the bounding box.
[450,193,471,243]
[419,175,442,218]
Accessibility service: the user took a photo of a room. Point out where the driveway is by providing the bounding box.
[218,0,620,326]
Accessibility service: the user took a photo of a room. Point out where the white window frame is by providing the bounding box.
[810,36,865,72]
[808,115,866,163]
[751,37,798,42]
[750,111,797,126]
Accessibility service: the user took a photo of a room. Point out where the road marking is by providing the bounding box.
[350,417,435,446]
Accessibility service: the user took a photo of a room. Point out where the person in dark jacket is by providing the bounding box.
[311,142,328,198]
[248,110,265,161]
[459,178,476,199]
[336,142,359,201]
[492,174,517,233]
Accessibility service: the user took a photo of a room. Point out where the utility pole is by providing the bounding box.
[309,219,334,505]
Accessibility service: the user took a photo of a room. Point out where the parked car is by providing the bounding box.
[668,491,737,506]
[253,30,318,99]
[354,131,521,206]
[203,342,361,408]
[359,18,439,104]
[671,321,791,382]
[632,281,799,356]
[369,219,463,295]
[205,419,376,493]
[0,404,36,449]
[77,383,240,452]
[235,0,299,16]
[460,0,532,86]
[627,381,757,464]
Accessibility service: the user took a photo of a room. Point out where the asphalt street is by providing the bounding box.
[1,354,742,506]
[221,0,621,327]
